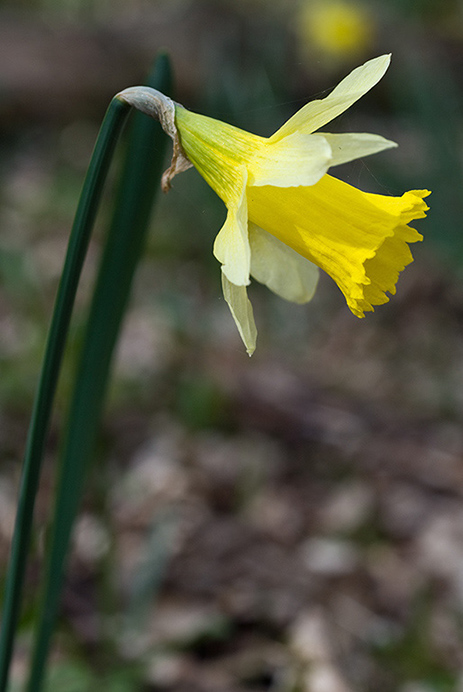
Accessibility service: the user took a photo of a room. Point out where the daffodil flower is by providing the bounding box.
[119,54,430,355]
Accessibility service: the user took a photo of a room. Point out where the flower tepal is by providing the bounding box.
[120,55,430,355]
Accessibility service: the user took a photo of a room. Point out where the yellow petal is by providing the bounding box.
[323,132,397,166]
[249,223,319,303]
[213,170,251,286]
[247,174,429,317]
[221,274,257,356]
[249,133,332,187]
[270,54,391,141]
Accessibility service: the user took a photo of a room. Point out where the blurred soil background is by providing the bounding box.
[1,0,463,690]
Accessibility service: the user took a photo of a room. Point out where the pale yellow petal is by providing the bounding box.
[249,223,319,303]
[248,133,332,187]
[270,54,391,140]
[247,174,429,317]
[221,274,257,356]
[213,169,250,286]
[323,132,397,166]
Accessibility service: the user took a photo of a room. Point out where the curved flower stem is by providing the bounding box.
[0,94,132,692]
[24,55,172,692]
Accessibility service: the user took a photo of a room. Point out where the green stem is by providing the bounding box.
[25,55,172,692]
[0,97,131,692]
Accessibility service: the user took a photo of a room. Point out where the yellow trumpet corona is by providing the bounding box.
[120,55,430,355]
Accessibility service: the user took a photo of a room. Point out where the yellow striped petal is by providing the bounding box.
[175,106,263,205]
[323,132,397,166]
[247,174,429,317]
[221,274,257,356]
[249,133,332,187]
[249,223,319,303]
[270,54,391,141]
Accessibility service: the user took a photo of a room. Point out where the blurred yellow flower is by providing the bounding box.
[157,55,429,355]
[298,0,374,62]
